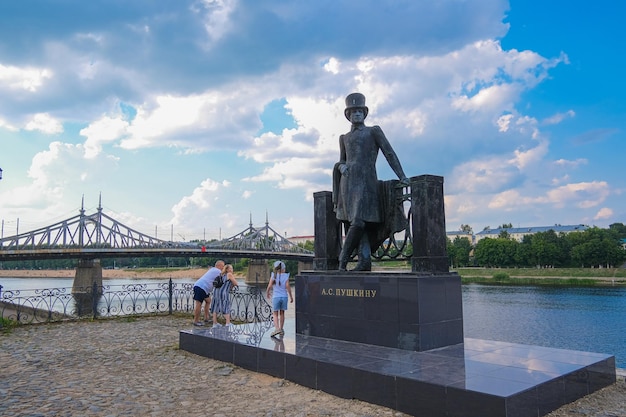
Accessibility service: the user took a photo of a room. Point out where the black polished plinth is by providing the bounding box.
[179,319,616,417]
[295,271,463,351]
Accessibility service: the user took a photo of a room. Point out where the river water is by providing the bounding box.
[2,277,624,368]
[462,284,625,369]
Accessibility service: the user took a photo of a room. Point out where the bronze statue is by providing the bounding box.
[333,93,409,271]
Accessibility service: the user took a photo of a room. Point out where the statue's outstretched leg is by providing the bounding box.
[338,222,364,271]
[353,234,372,271]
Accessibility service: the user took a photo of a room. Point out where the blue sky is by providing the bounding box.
[0,0,624,242]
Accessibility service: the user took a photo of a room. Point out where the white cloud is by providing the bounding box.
[449,156,520,194]
[444,194,480,228]
[496,113,514,132]
[122,94,213,149]
[0,141,119,228]
[120,87,268,151]
[0,63,52,92]
[594,207,613,220]
[486,181,610,212]
[452,83,519,113]
[509,139,548,170]
[554,158,587,168]
[24,113,64,134]
[551,174,570,186]
[0,117,18,131]
[194,0,238,44]
[169,178,232,230]
[488,189,527,210]
[403,108,427,136]
[80,116,129,158]
[323,57,341,74]
[543,110,575,125]
[546,181,610,209]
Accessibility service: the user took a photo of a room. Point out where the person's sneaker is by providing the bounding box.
[270,328,280,337]
[203,319,211,323]
[279,329,285,335]
[193,322,204,326]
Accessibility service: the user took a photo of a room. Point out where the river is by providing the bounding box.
[2,277,624,368]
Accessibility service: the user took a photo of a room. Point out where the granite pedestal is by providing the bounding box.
[180,316,615,417]
[295,271,463,351]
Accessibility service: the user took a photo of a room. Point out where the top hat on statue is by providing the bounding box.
[344,92,369,120]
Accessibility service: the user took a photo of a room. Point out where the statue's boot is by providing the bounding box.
[352,235,372,271]
[338,225,364,271]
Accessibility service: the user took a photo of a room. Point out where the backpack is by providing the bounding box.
[213,274,224,288]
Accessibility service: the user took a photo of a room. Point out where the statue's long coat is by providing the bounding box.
[334,124,406,224]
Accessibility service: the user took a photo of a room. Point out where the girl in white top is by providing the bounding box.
[265,260,293,337]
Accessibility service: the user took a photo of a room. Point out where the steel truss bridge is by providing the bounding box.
[0,199,314,263]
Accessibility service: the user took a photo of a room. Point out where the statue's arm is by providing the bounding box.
[372,126,408,183]
[338,134,348,175]
[332,135,348,208]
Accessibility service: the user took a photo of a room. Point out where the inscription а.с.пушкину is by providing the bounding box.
[320,288,377,298]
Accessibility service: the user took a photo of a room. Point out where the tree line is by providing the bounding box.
[447,223,626,268]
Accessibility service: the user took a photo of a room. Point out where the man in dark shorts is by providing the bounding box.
[192,260,225,326]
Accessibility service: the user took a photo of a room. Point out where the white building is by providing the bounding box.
[473,224,589,243]
[287,235,314,245]
[446,231,473,244]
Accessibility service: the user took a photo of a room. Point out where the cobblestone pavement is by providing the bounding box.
[1,316,624,417]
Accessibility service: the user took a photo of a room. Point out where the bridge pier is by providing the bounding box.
[298,260,314,272]
[247,260,312,287]
[247,259,269,286]
[72,259,103,316]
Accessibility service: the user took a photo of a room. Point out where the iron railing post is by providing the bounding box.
[255,272,259,321]
[168,278,173,315]
[92,281,98,319]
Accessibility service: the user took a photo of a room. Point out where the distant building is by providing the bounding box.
[287,235,314,245]
[474,224,589,243]
[446,231,473,244]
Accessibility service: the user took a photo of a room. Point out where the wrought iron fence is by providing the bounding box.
[0,280,272,326]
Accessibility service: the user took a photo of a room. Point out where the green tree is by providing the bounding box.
[515,235,533,267]
[609,222,626,238]
[474,238,497,267]
[499,238,519,267]
[460,224,473,233]
[474,237,520,267]
[298,240,314,252]
[530,230,562,267]
[570,227,626,267]
[447,238,456,267]
[452,236,472,267]
[498,230,511,239]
